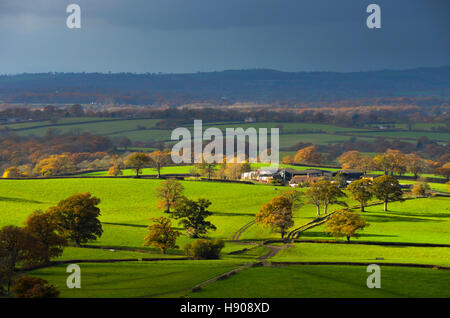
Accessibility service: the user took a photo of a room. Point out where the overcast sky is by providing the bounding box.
[0,0,449,74]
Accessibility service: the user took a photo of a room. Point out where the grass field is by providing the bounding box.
[272,243,450,266]
[1,175,449,298]
[189,265,450,298]
[28,260,244,298]
[298,197,450,244]
[4,117,448,147]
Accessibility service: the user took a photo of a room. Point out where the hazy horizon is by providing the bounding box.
[2,64,450,77]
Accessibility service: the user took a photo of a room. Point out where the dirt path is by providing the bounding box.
[231,220,255,241]
[258,245,285,260]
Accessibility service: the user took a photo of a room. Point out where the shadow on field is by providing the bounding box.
[0,196,43,204]
[364,214,436,223]
[102,222,147,228]
[212,211,255,217]
[299,231,397,239]
[102,222,184,231]
[373,210,450,219]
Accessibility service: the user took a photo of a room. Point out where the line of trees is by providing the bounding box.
[254,174,405,240]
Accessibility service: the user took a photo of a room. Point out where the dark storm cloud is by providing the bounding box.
[2,0,447,30]
[0,0,449,74]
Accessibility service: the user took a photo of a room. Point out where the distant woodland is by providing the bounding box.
[0,66,449,106]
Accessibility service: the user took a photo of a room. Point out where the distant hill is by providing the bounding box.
[0,66,449,106]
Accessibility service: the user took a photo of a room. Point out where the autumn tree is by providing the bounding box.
[374,150,407,176]
[2,167,24,178]
[373,151,396,175]
[347,178,373,212]
[282,155,294,164]
[371,175,404,211]
[321,181,347,214]
[124,152,151,177]
[338,151,374,173]
[172,198,216,238]
[255,196,294,238]
[306,180,347,216]
[411,182,431,198]
[33,153,76,176]
[23,210,67,265]
[143,217,181,254]
[294,146,322,165]
[156,179,184,213]
[149,150,171,178]
[324,210,368,242]
[49,193,103,246]
[224,163,247,180]
[0,226,34,294]
[435,162,450,181]
[196,161,218,180]
[405,153,429,179]
[107,165,123,176]
[12,276,59,298]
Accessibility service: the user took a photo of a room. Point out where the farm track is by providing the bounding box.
[231,220,256,241]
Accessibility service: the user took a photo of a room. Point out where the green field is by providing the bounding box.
[272,243,450,266]
[29,260,243,298]
[1,176,449,298]
[189,265,450,298]
[4,117,448,148]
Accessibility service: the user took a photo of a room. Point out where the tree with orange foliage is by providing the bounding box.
[12,276,59,298]
[405,153,429,179]
[338,150,374,173]
[33,153,76,177]
[293,146,322,165]
[255,196,294,239]
[282,155,294,164]
[143,217,181,254]
[373,149,406,176]
[324,209,368,242]
[435,162,450,181]
[149,150,171,178]
[107,165,123,176]
[156,179,184,213]
[2,166,24,178]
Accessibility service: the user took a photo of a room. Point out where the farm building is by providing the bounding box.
[241,168,328,183]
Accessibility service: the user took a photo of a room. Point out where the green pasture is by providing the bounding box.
[272,243,450,266]
[28,260,243,298]
[6,118,161,137]
[4,117,448,147]
[299,197,450,245]
[0,177,448,298]
[189,265,450,298]
[0,178,286,250]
